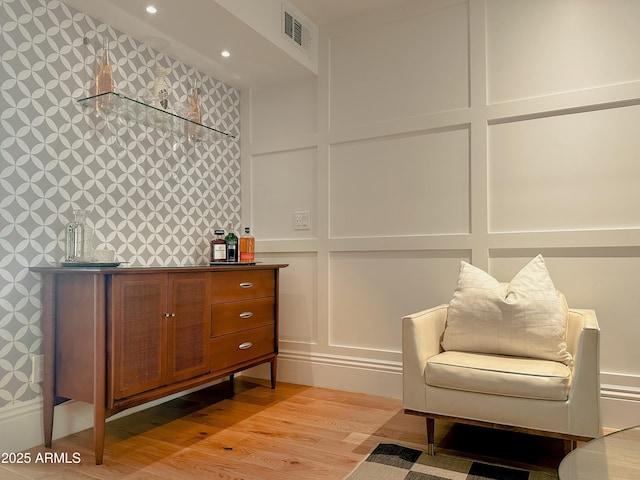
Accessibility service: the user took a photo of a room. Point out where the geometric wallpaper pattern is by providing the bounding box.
[0,0,241,407]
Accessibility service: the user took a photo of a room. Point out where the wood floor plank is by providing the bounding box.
[1,377,566,479]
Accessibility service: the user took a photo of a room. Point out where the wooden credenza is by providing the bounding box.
[30,264,287,464]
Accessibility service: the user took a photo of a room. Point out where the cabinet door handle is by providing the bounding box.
[164,313,170,318]
[238,342,253,350]
[239,282,253,288]
[239,312,253,319]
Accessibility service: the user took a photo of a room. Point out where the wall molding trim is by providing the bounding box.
[601,383,640,402]
[247,350,404,399]
[280,350,403,374]
[601,372,640,408]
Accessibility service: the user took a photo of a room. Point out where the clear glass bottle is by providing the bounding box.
[65,210,86,262]
[186,86,202,142]
[210,229,227,263]
[225,225,238,262]
[239,226,255,263]
[95,37,114,111]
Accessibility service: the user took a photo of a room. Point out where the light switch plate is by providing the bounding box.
[293,211,311,230]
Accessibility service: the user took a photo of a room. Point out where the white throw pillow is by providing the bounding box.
[442,255,572,365]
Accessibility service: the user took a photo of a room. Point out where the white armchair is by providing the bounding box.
[402,304,601,455]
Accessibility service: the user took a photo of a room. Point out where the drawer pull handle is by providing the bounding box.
[239,312,253,319]
[239,282,253,288]
[239,342,253,350]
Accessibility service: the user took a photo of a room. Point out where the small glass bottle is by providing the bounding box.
[239,226,255,263]
[210,229,227,263]
[65,210,86,262]
[225,225,238,262]
[95,37,114,111]
[186,86,202,142]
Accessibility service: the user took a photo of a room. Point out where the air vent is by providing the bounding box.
[284,11,302,45]
[283,8,311,55]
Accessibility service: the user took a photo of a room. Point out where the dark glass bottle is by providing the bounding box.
[225,225,238,262]
[210,229,227,263]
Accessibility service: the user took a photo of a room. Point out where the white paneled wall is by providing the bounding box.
[489,106,640,232]
[330,129,470,237]
[329,252,464,353]
[485,0,640,103]
[329,0,469,128]
[251,147,318,239]
[243,0,640,429]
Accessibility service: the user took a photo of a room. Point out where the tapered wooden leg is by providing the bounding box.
[42,274,56,447]
[43,392,54,448]
[270,357,277,389]
[426,417,435,455]
[93,275,107,465]
[94,405,105,465]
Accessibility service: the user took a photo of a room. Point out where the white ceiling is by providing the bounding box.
[60,0,399,90]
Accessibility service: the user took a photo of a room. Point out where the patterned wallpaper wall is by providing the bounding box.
[0,0,241,407]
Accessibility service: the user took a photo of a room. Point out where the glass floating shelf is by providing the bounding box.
[76,92,236,142]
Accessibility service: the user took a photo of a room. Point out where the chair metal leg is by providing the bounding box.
[426,417,435,455]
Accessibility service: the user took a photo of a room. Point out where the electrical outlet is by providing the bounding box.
[31,354,44,383]
[293,211,311,230]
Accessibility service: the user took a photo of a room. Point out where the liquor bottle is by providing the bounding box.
[239,226,255,263]
[65,210,86,262]
[186,86,202,142]
[95,38,114,111]
[210,229,227,263]
[153,67,169,109]
[225,225,238,262]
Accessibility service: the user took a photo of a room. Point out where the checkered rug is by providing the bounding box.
[344,444,558,480]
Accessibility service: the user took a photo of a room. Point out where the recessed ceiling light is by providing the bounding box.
[221,50,231,58]
[146,5,157,14]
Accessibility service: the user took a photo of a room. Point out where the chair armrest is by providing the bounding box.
[402,304,448,410]
[566,308,601,437]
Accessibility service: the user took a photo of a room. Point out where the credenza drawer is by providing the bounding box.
[211,270,275,303]
[211,297,274,337]
[210,325,275,372]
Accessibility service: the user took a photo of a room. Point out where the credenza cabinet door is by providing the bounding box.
[110,274,168,400]
[110,272,212,400]
[166,273,211,383]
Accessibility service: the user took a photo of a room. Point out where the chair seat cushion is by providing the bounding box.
[426,351,571,401]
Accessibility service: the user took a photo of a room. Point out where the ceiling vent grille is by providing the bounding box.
[283,8,311,55]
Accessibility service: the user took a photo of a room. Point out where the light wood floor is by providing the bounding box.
[1,377,566,479]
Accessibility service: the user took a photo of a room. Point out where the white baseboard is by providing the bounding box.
[600,372,640,429]
[245,349,404,398]
[2,361,638,454]
[0,398,94,455]
[0,379,227,454]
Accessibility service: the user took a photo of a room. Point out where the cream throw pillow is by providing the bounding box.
[442,255,572,365]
